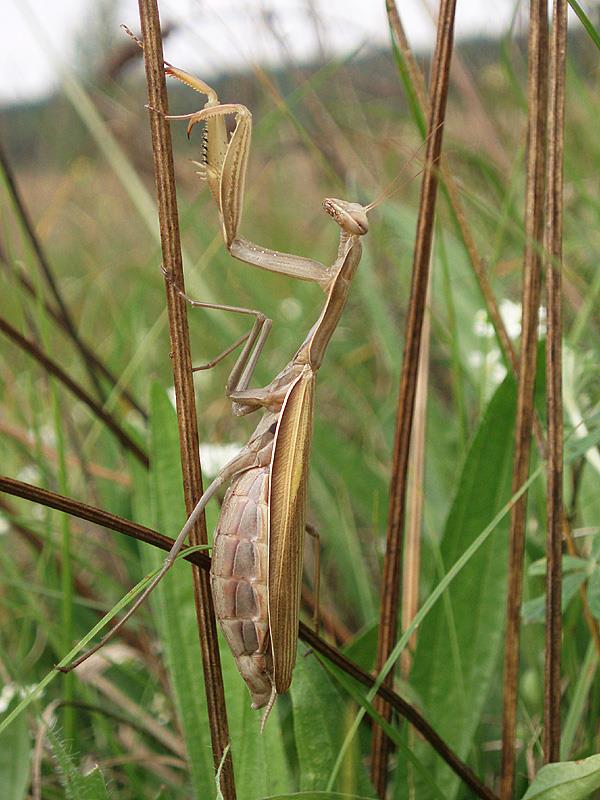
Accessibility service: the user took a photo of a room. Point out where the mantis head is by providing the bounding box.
[322,198,369,236]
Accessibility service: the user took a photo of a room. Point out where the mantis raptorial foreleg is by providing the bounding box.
[163,67,334,289]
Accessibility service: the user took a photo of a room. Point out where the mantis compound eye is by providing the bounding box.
[322,198,369,236]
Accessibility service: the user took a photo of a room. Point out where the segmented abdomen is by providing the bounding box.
[210,465,272,708]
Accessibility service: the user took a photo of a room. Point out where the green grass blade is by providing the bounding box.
[47,721,110,799]
[561,641,598,760]
[143,383,214,799]
[408,374,517,796]
[318,656,444,800]
[219,640,292,798]
[291,650,372,796]
[0,696,29,800]
[327,451,543,789]
[568,1,600,51]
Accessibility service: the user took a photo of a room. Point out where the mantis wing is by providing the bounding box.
[268,367,315,694]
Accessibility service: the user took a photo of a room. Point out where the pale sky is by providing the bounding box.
[1,0,526,106]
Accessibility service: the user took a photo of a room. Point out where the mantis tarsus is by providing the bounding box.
[64,35,402,721]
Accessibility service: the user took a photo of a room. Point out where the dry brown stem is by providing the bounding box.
[135,1,234,795]
[371,1,457,794]
[543,0,568,765]
[501,3,549,796]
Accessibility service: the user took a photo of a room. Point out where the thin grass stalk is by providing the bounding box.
[543,0,567,765]
[0,316,148,466]
[0,495,155,660]
[0,473,497,800]
[371,1,457,793]
[0,139,108,405]
[0,418,130,486]
[385,0,519,380]
[135,2,235,796]
[387,0,600,671]
[0,140,145,420]
[0,252,147,421]
[401,273,431,678]
[500,3,549,797]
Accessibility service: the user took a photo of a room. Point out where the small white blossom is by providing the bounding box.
[0,684,17,713]
[473,309,495,339]
[467,347,506,393]
[0,515,9,535]
[166,386,177,409]
[499,299,522,340]
[538,305,547,337]
[468,350,484,369]
[0,683,42,713]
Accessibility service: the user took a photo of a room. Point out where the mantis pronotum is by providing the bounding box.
[64,33,408,721]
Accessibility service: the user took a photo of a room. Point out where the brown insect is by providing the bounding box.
[64,44,406,722]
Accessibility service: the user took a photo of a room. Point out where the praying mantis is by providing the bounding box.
[64,35,404,720]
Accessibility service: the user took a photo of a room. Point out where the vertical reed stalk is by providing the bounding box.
[543,0,568,765]
[500,4,549,797]
[386,1,519,377]
[401,276,431,678]
[370,2,457,793]
[135,2,235,796]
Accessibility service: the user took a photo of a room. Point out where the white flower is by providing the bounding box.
[0,683,43,713]
[0,515,9,536]
[467,347,506,393]
[0,684,17,713]
[473,309,495,339]
[499,299,522,340]
[468,350,484,369]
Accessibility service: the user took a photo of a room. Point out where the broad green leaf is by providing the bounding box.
[263,793,376,799]
[528,556,588,576]
[319,656,444,800]
[137,384,214,799]
[408,374,517,798]
[0,697,29,800]
[521,753,600,799]
[291,650,372,795]
[219,636,292,798]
